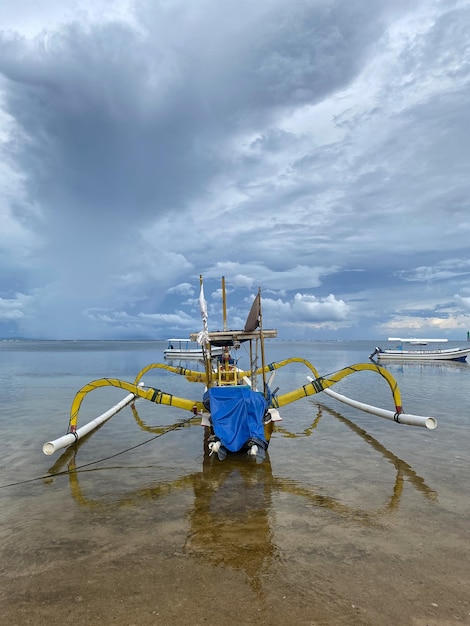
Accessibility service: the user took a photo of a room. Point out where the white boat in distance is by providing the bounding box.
[370,338,470,362]
[164,338,224,359]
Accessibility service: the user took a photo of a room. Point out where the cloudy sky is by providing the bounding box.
[0,0,469,341]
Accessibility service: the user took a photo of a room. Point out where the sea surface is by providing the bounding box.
[0,339,469,625]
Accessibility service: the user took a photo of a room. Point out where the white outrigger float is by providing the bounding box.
[43,277,437,460]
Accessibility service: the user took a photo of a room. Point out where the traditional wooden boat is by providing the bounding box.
[43,277,437,461]
[164,338,224,359]
[370,338,470,362]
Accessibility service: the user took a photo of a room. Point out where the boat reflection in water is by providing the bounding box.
[380,360,469,375]
[46,402,437,592]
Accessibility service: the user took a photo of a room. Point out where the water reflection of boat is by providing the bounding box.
[45,401,437,590]
[43,276,437,463]
[380,360,469,375]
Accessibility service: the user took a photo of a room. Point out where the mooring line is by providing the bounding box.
[0,415,195,491]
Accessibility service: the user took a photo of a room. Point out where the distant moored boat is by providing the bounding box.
[370,338,470,362]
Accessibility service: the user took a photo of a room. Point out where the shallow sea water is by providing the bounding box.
[0,339,469,625]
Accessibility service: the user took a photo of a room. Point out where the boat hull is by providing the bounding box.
[164,349,205,359]
[164,347,224,359]
[375,347,470,362]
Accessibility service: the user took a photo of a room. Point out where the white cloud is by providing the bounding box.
[167,282,194,296]
[455,295,470,313]
[0,293,32,321]
[263,293,350,330]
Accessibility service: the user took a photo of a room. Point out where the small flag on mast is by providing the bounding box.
[196,275,210,346]
[199,279,208,324]
[244,292,260,332]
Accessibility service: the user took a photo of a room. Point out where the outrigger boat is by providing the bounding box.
[370,338,470,362]
[43,277,437,461]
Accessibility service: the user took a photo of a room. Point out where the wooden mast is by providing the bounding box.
[222,276,227,331]
[258,287,267,397]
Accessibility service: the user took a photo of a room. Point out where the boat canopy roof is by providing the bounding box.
[387,337,448,343]
[190,328,277,347]
[167,338,194,342]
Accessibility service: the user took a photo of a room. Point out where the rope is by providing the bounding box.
[0,415,196,491]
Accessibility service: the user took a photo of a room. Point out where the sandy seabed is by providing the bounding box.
[2,546,469,626]
[1,487,469,626]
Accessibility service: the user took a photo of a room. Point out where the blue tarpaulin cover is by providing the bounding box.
[208,386,267,452]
